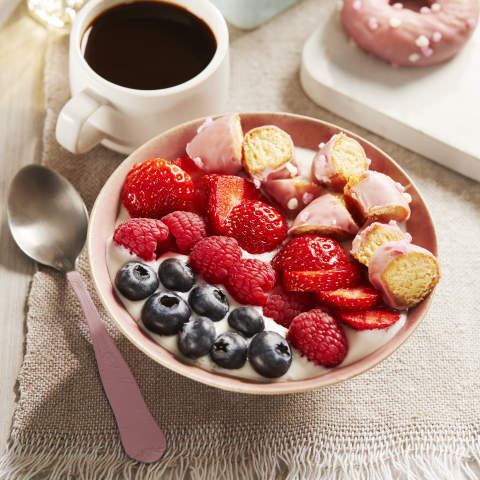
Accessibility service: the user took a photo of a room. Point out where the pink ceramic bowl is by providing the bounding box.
[88,112,438,395]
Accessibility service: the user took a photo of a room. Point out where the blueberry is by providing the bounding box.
[228,307,265,338]
[188,284,229,321]
[248,331,292,378]
[142,291,190,336]
[115,261,159,301]
[210,332,247,369]
[178,316,216,359]
[158,258,195,292]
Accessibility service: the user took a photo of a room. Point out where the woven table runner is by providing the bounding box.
[2,0,480,478]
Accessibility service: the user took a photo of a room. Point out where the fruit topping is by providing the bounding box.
[171,155,205,182]
[122,158,194,219]
[210,332,248,369]
[189,236,242,284]
[158,258,195,292]
[226,200,288,254]
[178,317,216,359]
[115,261,159,301]
[113,218,173,261]
[271,234,349,272]
[287,310,347,367]
[248,331,292,378]
[203,175,263,235]
[263,291,315,328]
[282,262,364,292]
[332,306,401,330]
[161,211,207,254]
[315,284,381,310]
[227,306,265,338]
[224,259,277,306]
[142,291,191,336]
[188,284,229,321]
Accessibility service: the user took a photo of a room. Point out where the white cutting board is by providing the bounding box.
[300,7,480,182]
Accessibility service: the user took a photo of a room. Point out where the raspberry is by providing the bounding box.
[263,291,315,328]
[272,235,349,272]
[224,259,277,306]
[122,158,194,219]
[226,200,288,254]
[113,218,172,261]
[287,310,347,367]
[161,211,207,254]
[189,237,242,284]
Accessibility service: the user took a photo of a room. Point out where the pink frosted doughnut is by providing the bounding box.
[341,0,479,66]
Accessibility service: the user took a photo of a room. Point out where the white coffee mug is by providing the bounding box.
[56,0,229,155]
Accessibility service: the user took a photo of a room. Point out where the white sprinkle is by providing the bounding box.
[318,142,325,148]
[431,3,441,11]
[420,6,431,13]
[366,158,372,165]
[197,117,213,133]
[432,31,442,42]
[302,192,314,205]
[253,178,261,188]
[352,0,361,10]
[299,211,310,223]
[467,18,477,29]
[389,220,397,226]
[416,35,429,47]
[404,232,412,243]
[368,17,378,30]
[193,157,204,169]
[389,17,402,28]
[395,182,405,192]
[392,2,403,9]
[285,162,297,176]
[403,192,412,203]
[287,198,299,210]
[409,53,420,63]
[332,219,337,225]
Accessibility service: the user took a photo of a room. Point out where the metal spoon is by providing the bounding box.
[7,164,167,463]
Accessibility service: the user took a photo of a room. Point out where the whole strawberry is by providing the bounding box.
[226,200,288,254]
[224,259,277,306]
[113,218,173,261]
[122,158,194,219]
[263,291,315,328]
[287,310,347,367]
[272,235,349,272]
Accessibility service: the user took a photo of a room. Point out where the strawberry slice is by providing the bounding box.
[171,155,205,183]
[203,175,264,234]
[272,234,349,272]
[282,262,364,292]
[314,284,381,310]
[331,307,401,330]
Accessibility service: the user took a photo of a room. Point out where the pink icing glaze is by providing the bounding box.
[263,178,322,219]
[368,241,439,309]
[350,219,405,256]
[186,113,243,175]
[245,125,298,183]
[289,194,359,236]
[348,171,411,220]
[311,135,337,185]
[341,0,479,67]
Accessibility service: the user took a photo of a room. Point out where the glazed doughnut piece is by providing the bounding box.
[351,219,407,266]
[311,132,369,192]
[341,0,479,66]
[368,240,440,309]
[243,126,297,185]
[344,171,411,225]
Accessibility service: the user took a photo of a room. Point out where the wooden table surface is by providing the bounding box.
[0,2,48,456]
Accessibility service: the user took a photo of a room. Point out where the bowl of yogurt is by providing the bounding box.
[88,112,438,395]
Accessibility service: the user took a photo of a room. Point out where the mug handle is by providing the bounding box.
[56,87,108,154]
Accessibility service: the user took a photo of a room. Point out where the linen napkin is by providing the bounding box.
[1,0,480,478]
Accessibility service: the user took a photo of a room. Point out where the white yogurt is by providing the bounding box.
[106,237,406,383]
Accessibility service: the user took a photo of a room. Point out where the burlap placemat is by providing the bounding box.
[2,0,480,478]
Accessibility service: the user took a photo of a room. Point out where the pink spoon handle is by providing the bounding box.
[66,270,167,463]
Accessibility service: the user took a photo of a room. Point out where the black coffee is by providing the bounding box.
[83,1,217,90]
